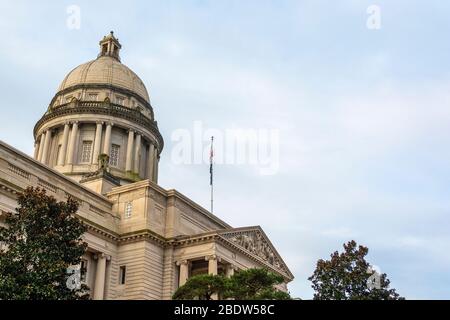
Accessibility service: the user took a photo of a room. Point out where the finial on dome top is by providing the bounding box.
[98,31,122,61]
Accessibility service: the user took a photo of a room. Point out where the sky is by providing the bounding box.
[1,0,450,299]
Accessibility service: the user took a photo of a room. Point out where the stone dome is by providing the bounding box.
[34,32,163,185]
[58,56,150,103]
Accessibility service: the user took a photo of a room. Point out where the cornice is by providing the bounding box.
[167,189,232,229]
[118,228,168,246]
[216,235,294,281]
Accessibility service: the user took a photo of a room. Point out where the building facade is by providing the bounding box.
[0,32,293,299]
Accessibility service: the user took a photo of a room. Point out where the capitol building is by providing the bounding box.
[0,32,293,299]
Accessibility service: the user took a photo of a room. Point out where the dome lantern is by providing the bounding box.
[98,31,122,61]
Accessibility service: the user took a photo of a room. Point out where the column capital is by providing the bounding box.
[176,259,189,266]
[205,254,221,262]
[228,264,238,271]
[96,121,104,125]
[106,122,114,127]
[94,253,111,261]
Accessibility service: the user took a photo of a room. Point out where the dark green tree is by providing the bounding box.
[0,187,89,299]
[172,268,291,300]
[308,240,403,300]
[172,274,227,300]
[225,268,291,300]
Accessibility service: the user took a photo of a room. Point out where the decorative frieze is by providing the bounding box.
[220,229,289,276]
[37,178,57,193]
[8,163,30,180]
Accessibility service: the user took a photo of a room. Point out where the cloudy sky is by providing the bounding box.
[1,0,450,299]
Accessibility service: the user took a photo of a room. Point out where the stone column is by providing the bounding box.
[147,143,155,181]
[92,122,103,164]
[152,150,159,183]
[226,264,235,277]
[34,138,41,160]
[125,130,134,171]
[93,253,107,300]
[154,155,159,183]
[133,133,142,173]
[37,133,45,162]
[206,255,219,300]
[66,122,79,165]
[207,255,218,276]
[103,123,113,156]
[41,129,52,165]
[177,260,189,287]
[57,123,70,166]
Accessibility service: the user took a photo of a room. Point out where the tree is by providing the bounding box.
[172,268,291,300]
[225,268,291,300]
[0,187,89,299]
[308,240,403,300]
[172,274,227,300]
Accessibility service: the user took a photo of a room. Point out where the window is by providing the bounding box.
[87,93,98,101]
[116,96,125,106]
[81,141,93,163]
[119,266,126,285]
[125,202,132,219]
[110,144,120,167]
[80,259,88,282]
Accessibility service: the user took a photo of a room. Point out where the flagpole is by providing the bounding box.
[210,136,214,214]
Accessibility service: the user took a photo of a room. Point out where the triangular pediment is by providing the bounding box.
[218,226,293,280]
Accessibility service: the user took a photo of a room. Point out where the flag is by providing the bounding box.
[209,137,214,186]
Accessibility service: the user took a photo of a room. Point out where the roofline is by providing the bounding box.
[0,140,113,207]
[106,179,232,230]
[172,225,295,280]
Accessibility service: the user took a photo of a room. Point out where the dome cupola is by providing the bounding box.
[98,31,122,61]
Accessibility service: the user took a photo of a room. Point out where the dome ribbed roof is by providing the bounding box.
[58,56,150,103]
[57,32,150,104]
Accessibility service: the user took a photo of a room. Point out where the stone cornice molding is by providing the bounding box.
[118,228,167,246]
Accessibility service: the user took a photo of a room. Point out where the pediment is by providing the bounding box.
[218,227,293,280]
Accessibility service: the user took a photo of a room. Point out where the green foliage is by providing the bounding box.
[172,268,291,300]
[172,274,227,300]
[0,187,90,300]
[225,268,291,300]
[308,240,404,300]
